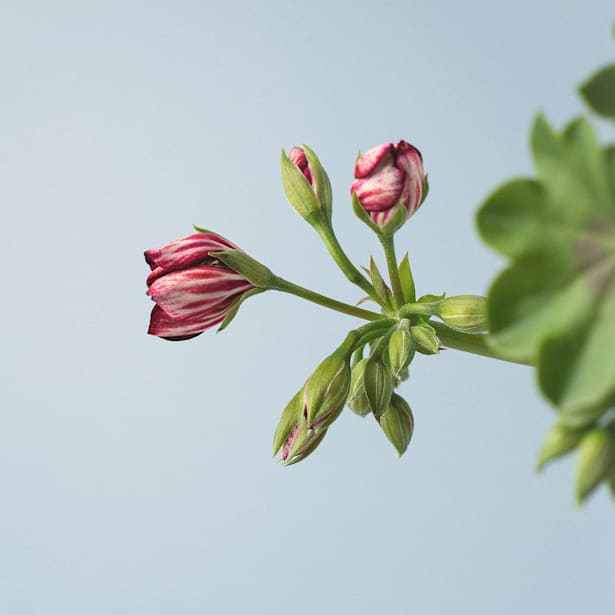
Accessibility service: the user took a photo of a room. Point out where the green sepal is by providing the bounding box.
[378,199,408,236]
[217,287,265,332]
[352,191,379,232]
[575,428,615,506]
[302,144,333,220]
[363,359,394,419]
[272,389,303,457]
[398,253,416,304]
[536,422,586,472]
[579,64,615,119]
[211,249,275,288]
[281,148,323,222]
[362,257,393,309]
[410,324,440,355]
[378,393,414,457]
[418,292,446,304]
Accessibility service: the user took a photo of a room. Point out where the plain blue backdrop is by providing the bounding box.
[1,1,614,613]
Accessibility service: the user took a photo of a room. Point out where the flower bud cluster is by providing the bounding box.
[145,139,499,472]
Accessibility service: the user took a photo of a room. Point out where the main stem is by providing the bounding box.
[379,234,404,309]
[271,276,382,321]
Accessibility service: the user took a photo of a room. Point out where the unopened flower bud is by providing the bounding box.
[387,320,415,378]
[410,324,440,355]
[347,358,371,417]
[351,140,426,234]
[281,145,332,223]
[575,428,615,506]
[302,333,357,429]
[437,295,488,333]
[536,422,585,472]
[363,358,394,419]
[379,394,414,457]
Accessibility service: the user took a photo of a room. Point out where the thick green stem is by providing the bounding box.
[378,234,404,309]
[315,224,380,302]
[271,276,382,321]
[429,321,533,366]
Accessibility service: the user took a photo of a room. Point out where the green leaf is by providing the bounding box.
[579,65,615,119]
[477,115,615,416]
[398,253,416,303]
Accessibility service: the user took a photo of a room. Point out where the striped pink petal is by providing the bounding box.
[354,143,394,178]
[351,165,405,211]
[148,303,233,340]
[146,266,253,321]
[145,233,238,284]
[395,140,423,175]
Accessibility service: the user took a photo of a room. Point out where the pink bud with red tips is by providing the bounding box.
[145,232,256,341]
[351,140,427,233]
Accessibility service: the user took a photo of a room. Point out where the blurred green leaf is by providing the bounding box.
[580,65,615,119]
[477,115,615,416]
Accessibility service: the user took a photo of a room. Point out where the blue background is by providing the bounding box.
[1,1,614,613]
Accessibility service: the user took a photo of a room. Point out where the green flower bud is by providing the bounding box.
[363,359,394,419]
[387,320,415,378]
[437,295,488,333]
[575,428,615,506]
[347,358,371,417]
[303,354,352,430]
[379,393,414,457]
[281,145,332,224]
[410,324,440,355]
[536,422,585,472]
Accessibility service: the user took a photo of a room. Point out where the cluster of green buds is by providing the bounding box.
[269,143,488,463]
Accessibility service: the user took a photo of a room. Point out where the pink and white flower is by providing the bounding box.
[351,140,425,229]
[145,233,255,340]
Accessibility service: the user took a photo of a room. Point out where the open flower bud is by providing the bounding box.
[387,320,415,378]
[281,145,332,222]
[437,295,488,333]
[363,358,394,419]
[351,140,426,234]
[145,232,257,340]
[379,393,415,457]
[575,428,615,506]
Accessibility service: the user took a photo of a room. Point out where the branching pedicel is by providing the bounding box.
[145,30,615,507]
